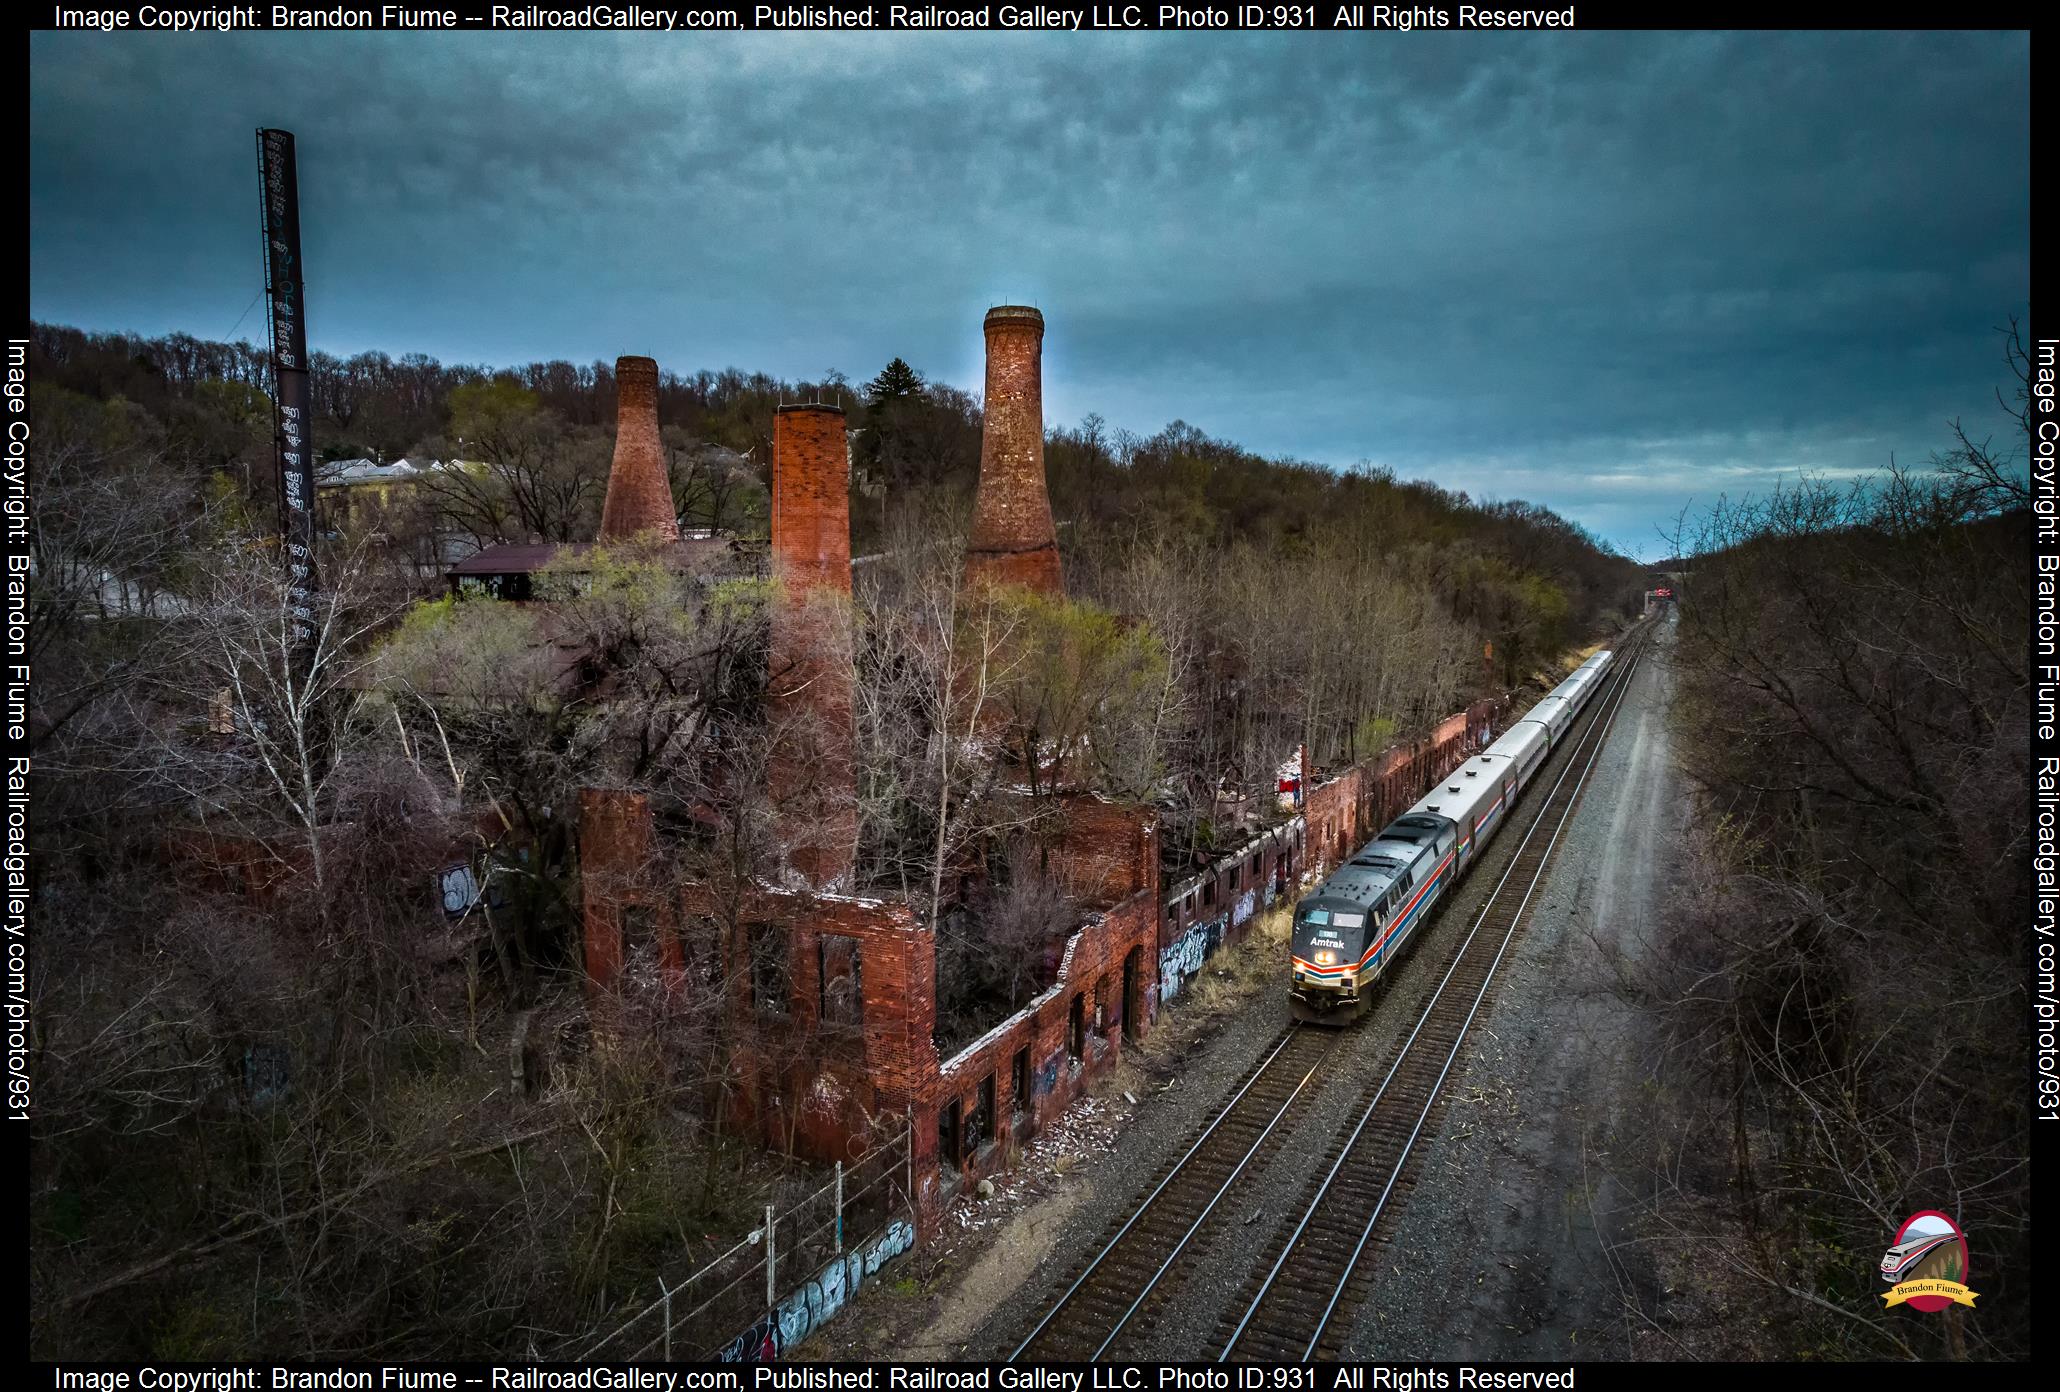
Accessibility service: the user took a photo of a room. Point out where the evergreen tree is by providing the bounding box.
[864,357,925,407]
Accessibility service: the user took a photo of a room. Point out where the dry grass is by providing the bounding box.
[1147,903,1294,1038]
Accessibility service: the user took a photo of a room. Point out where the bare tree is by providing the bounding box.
[850,511,1034,918]
[1645,432,2030,1357]
[416,380,607,546]
[145,543,396,904]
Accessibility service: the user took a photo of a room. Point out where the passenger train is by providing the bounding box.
[1289,650,1615,1024]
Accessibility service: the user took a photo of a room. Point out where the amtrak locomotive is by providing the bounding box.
[1289,650,1614,1024]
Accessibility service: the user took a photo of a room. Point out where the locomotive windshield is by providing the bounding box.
[1294,901,1367,947]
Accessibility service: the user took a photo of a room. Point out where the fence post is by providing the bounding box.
[834,1161,845,1254]
[765,1203,777,1311]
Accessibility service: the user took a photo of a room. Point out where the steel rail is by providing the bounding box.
[1085,1039,1328,1359]
[1007,1024,1325,1359]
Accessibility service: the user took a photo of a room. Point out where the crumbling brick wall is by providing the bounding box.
[575,701,1515,1240]
[1302,764,1367,877]
[703,886,932,1166]
[162,827,307,905]
[575,790,1162,1239]
[928,881,1159,1207]
[1159,820,1304,958]
[1049,793,1156,907]
[577,787,682,991]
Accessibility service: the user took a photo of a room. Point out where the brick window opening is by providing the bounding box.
[682,915,722,990]
[818,934,862,1028]
[623,904,658,986]
[1011,1047,1030,1117]
[938,1097,963,1178]
[1203,879,1216,908]
[970,1075,995,1155]
[1094,974,1108,1032]
[1068,994,1085,1063]
[750,921,791,1016]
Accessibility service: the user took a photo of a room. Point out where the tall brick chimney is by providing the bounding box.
[771,403,853,596]
[964,305,1064,594]
[597,355,680,542]
[768,403,857,889]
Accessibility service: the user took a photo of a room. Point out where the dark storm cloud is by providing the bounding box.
[29,29,2029,554]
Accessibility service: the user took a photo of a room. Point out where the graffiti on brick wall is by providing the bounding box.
[1036,1050,1063,1097]
[1157,927,1201,1000]
[713,1217,915,1362]
[1232,888,1256,929]
[1157,916,1225,1002]
[716,1314,776,1363]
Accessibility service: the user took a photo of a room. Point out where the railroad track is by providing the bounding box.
[1008,1023,1337,1360]
[1213,630,1650,1362]
[1009,626,1651,1363]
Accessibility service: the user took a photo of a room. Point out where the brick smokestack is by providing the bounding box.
[771,403,853,595]
[964,305,1064,594]
[598,355,680,542]
[769,403,856,889]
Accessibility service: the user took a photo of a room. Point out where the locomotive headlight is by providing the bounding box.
[1315,949,1336,966]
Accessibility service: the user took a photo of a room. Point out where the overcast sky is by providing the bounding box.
[29,30,2029,557]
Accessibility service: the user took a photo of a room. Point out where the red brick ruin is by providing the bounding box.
[768,403,858,890]
[964,305,1064,594]
[571,313,1515,1241]
[597,355,681,543]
